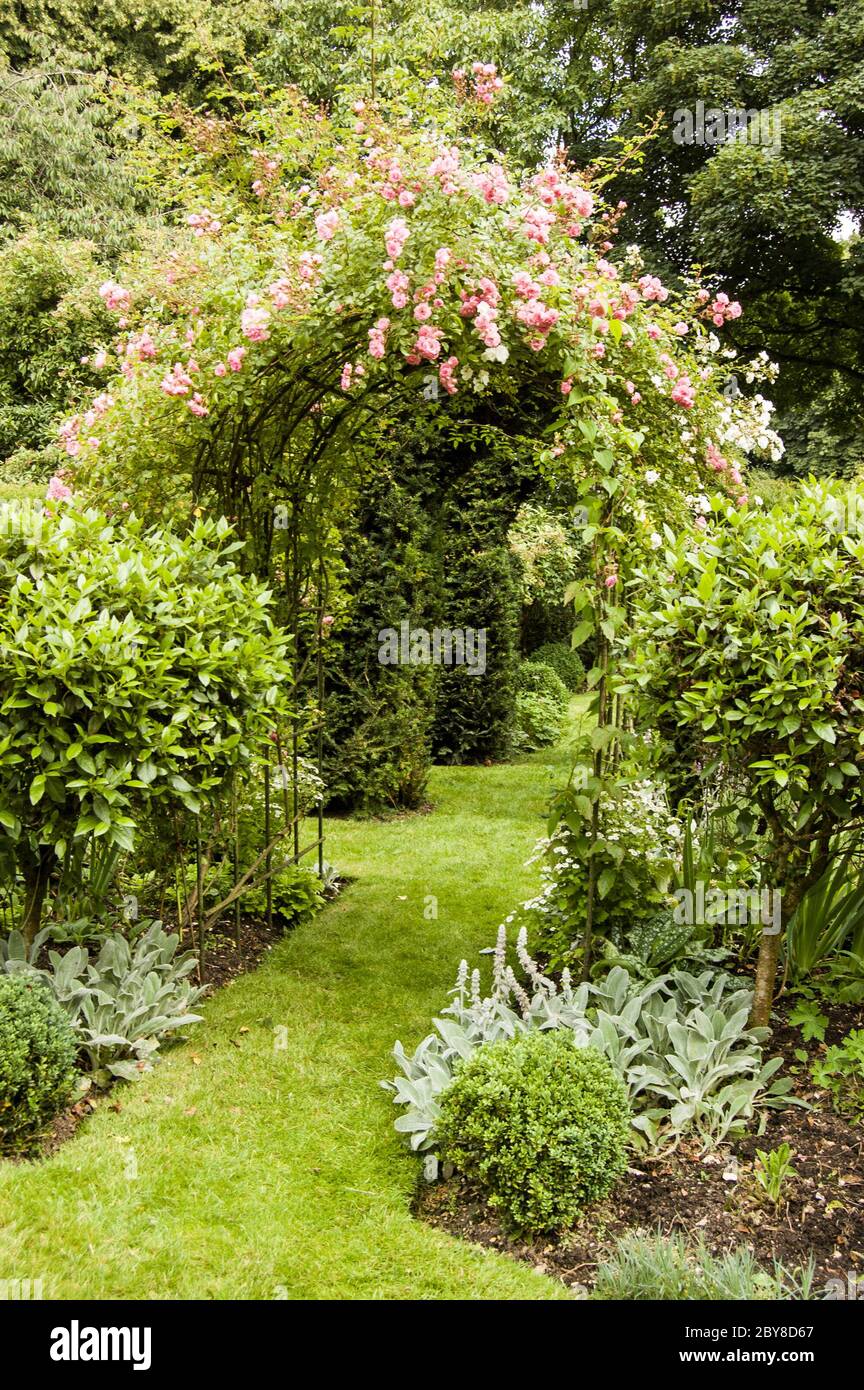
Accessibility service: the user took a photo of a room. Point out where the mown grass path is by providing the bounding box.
[0,710,586,1300]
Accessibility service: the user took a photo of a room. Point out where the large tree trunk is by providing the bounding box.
[19,846,53,948]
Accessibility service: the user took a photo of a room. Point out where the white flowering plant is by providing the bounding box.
[521,778,684,972]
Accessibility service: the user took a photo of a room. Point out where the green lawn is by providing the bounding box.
[0,703,589,1300]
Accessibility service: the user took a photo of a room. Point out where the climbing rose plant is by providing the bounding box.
[47,75,789,990]
[55,78,781,552]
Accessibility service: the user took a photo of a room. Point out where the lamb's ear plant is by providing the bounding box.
[2,920,205,1086]
[0,925,53,969]
[384,927,801,1165]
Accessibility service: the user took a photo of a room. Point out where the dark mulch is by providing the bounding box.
[196,915,287,991]
[415,997,864,1292]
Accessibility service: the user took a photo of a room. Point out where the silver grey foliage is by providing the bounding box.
[383,925,799,1172]
[2,921,204,1085]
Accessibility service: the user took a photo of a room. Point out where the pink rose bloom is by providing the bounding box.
[315,210,340,241]
[241,306,271,342]
[46,475,73,503]
[267,277,292,310]
[414,325,443,361]
[92,349,108,370]
[187,393,209,417]
[513,270,539,300]
[367,318,390,359]
[474,301,501,348]
[473,166,510,206]
[414,303,432,322]
[638,274,668,303]
[98,279,130,312]
[160,363,194,397]
[384,217,410,260]
[213,362,227,377]
[438,356,459,395]
[227,347,246,372]
[671,375,696,408]
[673,322,688,336]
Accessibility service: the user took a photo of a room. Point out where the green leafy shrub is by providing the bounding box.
[435,1031,630,1232]
[509,502,588,653]
[513,660,568,751]
[623,480,864,1024]
[531,641,585,692]
[433,544,520,764]
[0,507,292,943]
[591,1231,816,1301]
[322,466,436,812]
[527,781,681,971]
[0,974,77,1154]
[386,934,796,1158]
[242,864,324,927]
[4,921,205,1087]
[0,233,113,465]
[811,1029,864,1119]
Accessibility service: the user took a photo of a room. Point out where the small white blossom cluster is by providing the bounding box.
[719,395,784,463]
[511,779,683,961]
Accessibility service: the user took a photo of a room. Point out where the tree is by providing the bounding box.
[560,1,864,477]
[0,504,291,941]
[623,479,864,1025]
[0,68,146,251]
[0,233,113,469]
